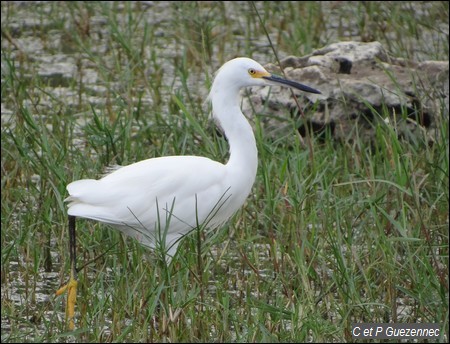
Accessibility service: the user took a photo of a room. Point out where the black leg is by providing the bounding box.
[69,215,77,280]
[56,215,78,330]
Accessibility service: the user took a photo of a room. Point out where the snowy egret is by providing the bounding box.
[56,57,320,329]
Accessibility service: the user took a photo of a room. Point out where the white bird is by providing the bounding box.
[56,57,320,329]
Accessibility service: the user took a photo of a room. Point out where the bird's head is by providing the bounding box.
[211,57,321,95]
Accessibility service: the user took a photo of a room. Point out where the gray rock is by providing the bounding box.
[243,41,449,144]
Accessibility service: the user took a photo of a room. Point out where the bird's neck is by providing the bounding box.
[211,90,258,180]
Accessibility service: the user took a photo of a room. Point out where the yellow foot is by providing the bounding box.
[56,276,78,330]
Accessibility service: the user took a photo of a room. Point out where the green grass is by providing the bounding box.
[1,1,448,342]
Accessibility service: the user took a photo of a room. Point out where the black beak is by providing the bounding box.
[262,74,321,94]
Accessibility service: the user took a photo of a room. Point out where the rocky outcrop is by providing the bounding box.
[243,41,449,144]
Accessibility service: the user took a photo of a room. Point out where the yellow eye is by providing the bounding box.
[248,68,257,76]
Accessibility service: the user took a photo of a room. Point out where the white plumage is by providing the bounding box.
[65,57,320,259]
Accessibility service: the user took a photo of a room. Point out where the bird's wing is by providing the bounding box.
[66,156,231,247]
